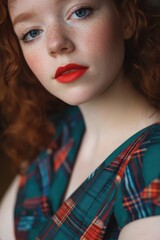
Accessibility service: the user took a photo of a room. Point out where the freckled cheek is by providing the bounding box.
[23,51,46,79]
[84,21,122,55]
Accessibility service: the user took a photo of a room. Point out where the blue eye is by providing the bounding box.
[21,29,43,42]
[73,8,92,19]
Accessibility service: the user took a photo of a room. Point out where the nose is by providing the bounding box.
[47,24,74,56]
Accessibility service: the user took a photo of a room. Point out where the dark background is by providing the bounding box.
[0,155,15,200]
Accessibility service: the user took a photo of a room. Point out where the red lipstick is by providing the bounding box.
[55,63,88,83]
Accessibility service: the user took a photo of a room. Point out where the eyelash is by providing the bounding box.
[19,6,93,45]
[71,6,93,20]
[19,29,43,45]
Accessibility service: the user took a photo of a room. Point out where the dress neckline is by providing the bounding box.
[59,108,160,204]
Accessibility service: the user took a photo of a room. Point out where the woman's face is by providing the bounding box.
[8,0,131,105]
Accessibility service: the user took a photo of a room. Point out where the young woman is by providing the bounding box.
[0,0,160,239]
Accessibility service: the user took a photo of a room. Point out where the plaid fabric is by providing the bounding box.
[141,179,160,205]
[122,129,160,221]
[14,107,160,240]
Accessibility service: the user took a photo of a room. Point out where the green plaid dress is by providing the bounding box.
[14,107,160,240]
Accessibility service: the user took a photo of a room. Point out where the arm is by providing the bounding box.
[0,176,20,240]
[118,216,160,240]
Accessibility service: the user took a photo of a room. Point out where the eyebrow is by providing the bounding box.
[12,11,37,27]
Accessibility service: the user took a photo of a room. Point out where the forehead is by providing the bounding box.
[8,0,63,22]
[8,0,66,8]
[8,0,112,11]
[8,0,75,19]
[8,0,118,25]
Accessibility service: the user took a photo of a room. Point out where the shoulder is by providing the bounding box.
[122,124,160,209]
[118,216,160,240]
[0,176,20,240]
[24,106,83,179]
[14,106,84,211]
[114,123,160,229]
[126,123,160,185]
[121,123,160,192]
[126,122,160,179]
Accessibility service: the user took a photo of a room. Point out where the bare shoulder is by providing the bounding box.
[118,216,160,240]
[0,175,20,240]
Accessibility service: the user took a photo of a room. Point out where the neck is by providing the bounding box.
[78,77,158,142]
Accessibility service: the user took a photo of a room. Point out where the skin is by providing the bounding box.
[0,177,19,240]
[2,0,160,239]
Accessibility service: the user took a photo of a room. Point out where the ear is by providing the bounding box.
[121,5,137,40]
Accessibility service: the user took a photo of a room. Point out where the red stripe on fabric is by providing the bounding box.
[54,139,74,172]
[81,218,105,240]
[140,179,160,206]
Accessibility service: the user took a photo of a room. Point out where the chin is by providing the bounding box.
[61,98,87,106]
[59,94,94,106]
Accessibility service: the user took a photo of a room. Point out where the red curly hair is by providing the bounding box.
[0,0,160,171]
[0,0,66,171]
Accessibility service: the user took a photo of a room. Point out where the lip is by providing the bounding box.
[55,63,88,83]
